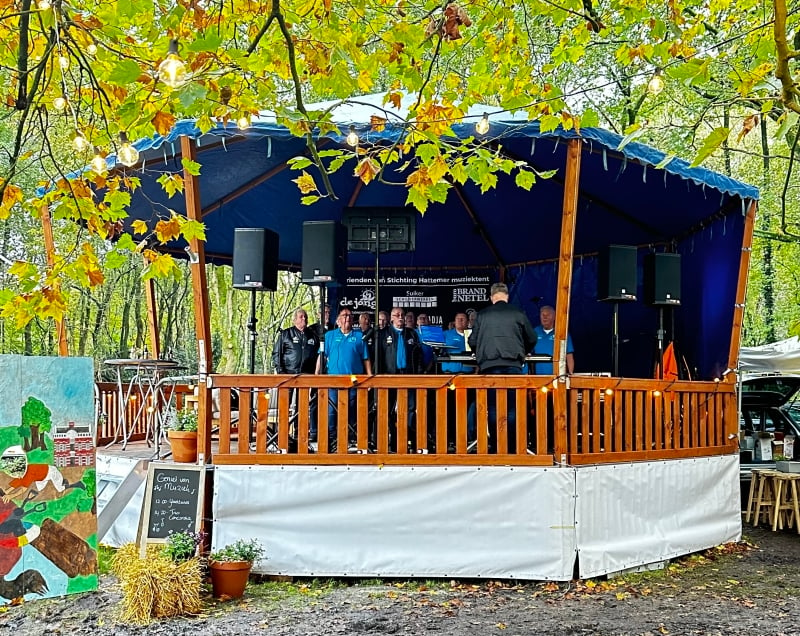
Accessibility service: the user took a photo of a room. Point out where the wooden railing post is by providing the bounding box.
[553,138,582,463]
[181,135,213,466]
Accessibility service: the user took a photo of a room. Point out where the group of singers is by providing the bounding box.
[271,283,575,452]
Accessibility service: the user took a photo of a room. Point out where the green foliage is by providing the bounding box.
[210,538,265,564]
[21,397,51,432]
[170,407,198,432]
[161,531,205,563]
[0,453,26,477]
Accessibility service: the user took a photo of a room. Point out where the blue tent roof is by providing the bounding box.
[114,94,757,379]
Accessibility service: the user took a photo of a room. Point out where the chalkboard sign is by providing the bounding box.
[138,462,205,556]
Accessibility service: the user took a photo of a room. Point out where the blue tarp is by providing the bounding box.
[112,94,758,379]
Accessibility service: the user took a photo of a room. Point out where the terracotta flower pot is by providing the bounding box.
[167,430,198,463]
[209,560,252,599]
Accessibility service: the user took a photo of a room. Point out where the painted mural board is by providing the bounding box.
[0,355,97,605]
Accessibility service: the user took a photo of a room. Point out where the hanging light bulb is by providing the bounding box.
[647,69,665,95]
[87,43,98,56]
[72,131,90,152]
[475,113,490,135]
[52,96,67,111]
[236,115,250,130]
[59,55,70,70]
[157,39,187,89]
[117,132,140,167]
[37,0,51,10]
[346,125,359,147]
[90,148,107,174]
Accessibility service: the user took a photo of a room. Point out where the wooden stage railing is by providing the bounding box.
[95,381,193,446]
[207,374,738,466]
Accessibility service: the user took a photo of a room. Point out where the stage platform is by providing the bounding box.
[96,442,742,581]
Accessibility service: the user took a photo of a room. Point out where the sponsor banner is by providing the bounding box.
[340,272,494,326]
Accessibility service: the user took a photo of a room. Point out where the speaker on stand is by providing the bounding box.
[644,252,681,378]
[597,245,638,376]
[233,227,279,444]
[302,221,347,370]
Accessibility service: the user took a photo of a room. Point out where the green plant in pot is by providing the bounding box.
[167,407,198,463]
[208,538,265,600]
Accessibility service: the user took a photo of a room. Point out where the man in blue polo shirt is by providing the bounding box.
[441,312,474,374]
[316,308,372,452]
[533,305,574,375]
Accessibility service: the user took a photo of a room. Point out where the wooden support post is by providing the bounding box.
[143,256,160,358]
[552,138,582,463]
[181,135,214,466]
[727,200,757,377]
[40,206,68,356]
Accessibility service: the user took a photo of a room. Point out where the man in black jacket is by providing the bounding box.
[468,283,537,452]
[272,308,319,442]
[376,307,425,450]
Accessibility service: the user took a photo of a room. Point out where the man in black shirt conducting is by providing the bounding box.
[272,308,320,444]
[468,283,536,453]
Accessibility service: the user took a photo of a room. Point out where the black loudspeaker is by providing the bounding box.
[644,253,681,306]
[232,228,279,291]
[597,245,637,302]
[302,221,347,283]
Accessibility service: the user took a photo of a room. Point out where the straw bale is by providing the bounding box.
[111,543,203,624]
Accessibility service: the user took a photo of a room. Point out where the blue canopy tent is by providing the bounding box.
[117,94,758,379]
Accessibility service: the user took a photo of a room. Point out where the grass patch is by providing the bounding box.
[244,578,344,609]
[98,544,116,575]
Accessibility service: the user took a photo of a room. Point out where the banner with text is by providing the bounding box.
[340,271,494,326]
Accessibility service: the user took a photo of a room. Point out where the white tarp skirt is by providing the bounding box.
[574,456,742,578]
[213,465,577,580]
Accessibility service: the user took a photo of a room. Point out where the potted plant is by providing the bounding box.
[208,538,265,600]
[167,407,198,463]
[774,454,800,473]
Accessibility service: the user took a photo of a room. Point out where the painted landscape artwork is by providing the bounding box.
[0,355,97,604]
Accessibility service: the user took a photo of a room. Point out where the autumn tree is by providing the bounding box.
[0,0,798,335]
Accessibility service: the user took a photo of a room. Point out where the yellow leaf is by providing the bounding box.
[2,183,23,207]
[152,111,177,136]
[354,158,380,185]
[357,69,373,92]
[155,217,182,243]
[495,623,507,629]
[615,591,626,600]
[132,219,148,235]
[387,91,402,110]
[370,115,387,132]
[292,171,318,194]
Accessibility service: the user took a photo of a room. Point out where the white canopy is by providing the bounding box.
[739,336,800,374]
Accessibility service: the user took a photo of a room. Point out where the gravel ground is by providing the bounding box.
[2,525,799,636]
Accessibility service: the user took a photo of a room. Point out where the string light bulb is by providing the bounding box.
[157,39,187,89]
[90,148,107,174]
[346,125,359,147]
[117,132,139,167]
[72,131,90,152]
[87,43,97,56]
[52,96,67,111]
[647,69,665,95]
[475,113,490,135]
[236,115,250,130]
[58,55,70,70]
[37,0,51,9]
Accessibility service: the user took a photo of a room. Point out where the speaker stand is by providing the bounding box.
[246,289,258,445]
[373,224,381,374]
[655,307,665,380]
[612,302,620,377]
